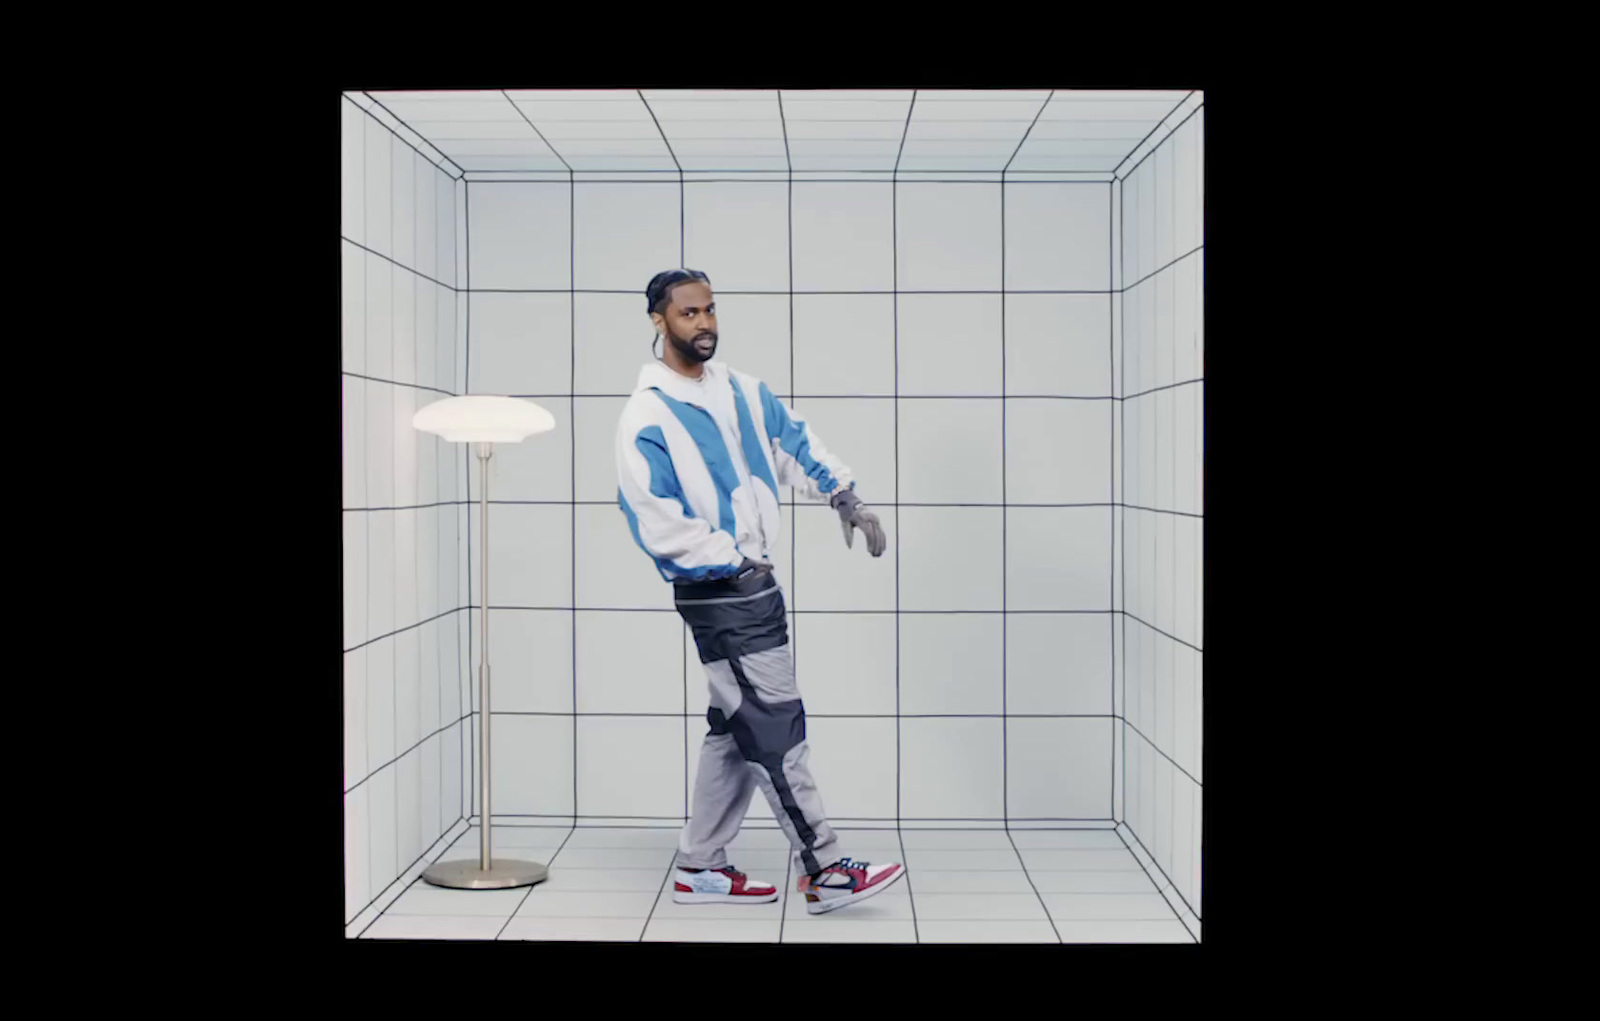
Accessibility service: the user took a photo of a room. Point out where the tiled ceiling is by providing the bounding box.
[359,89,1197,175]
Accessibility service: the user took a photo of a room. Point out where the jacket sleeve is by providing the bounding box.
[757,380,857,503]
[616,411,746,581]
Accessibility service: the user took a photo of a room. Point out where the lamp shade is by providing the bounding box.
[413,396,556,444]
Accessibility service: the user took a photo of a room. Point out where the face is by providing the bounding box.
[654,281,717,364]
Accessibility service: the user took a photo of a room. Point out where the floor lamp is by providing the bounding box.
[413,395,555,890]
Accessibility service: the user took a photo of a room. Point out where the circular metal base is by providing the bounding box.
[421,859,549,890]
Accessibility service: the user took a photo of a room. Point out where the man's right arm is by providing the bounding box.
[616,409,746,581]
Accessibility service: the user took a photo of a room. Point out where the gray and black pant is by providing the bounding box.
[672,568,843,877]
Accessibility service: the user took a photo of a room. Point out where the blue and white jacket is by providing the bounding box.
[615,359,856,582]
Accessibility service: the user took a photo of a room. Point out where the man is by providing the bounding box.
[614,268,907,916]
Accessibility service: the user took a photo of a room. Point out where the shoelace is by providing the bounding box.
[809,857,869,888]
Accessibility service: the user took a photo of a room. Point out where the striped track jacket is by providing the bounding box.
[615,359,856,582]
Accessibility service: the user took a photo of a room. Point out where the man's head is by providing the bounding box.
[646,268,717,368]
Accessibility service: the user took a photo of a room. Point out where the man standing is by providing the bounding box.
[615,268,906,915]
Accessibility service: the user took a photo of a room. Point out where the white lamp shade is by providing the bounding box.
[413,395,556,444]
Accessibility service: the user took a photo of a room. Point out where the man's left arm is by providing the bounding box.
[757,381,886,557]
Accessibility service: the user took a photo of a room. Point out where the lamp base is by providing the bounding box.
[421,858,549,890]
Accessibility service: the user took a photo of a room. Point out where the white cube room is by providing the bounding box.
[342,89,1203,944]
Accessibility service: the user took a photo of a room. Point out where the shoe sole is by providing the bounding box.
[805,866,907,915]
[673,891,780,905]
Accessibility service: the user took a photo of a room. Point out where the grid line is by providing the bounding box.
[464,177,476,816]
[455,824,1137,833]
[496,825,579,940]
[640,856,680,941]
[1193,116,1204,907]
[786,94,799,761]
[891,92,913,826]
[899,825,919,941]
[411,157,431,845]
[683,134,696,818]
[1111,92,1195,180]
[353,502,1177,508]
[487,388,1198,401]
[635,90,683,268]
[347,499,1190,512]
[425,151,447,837]
[462,171,1115,179]
[1123,378,1205,401]
[342,236,457,293]
[1122,720,1201,788]
[570,169,579,826]
[894,92,917,175]
[503,90,572,173]
[1123,243,1204,295]
[467,287,1119,295]
[454,189,467,826]
[682,618,689,823]
[480,814,1114,823]
[1109,178,1117,819]
[1000,161,1008,825]
[1118,102,1205,184]
[391,131,400,882]
[362,280,1186,298]
[463,606,1122,615]
[350,821,474,936]
[777,90,792,175]
[1006,829,1062,942]
[1113,826,1199,939]
[1146,153,1159,837]
[485,712,1118,719]
[356,104,370,910]
[346,713,472,797]
[1004,91,1055,174]
[1168,140,1178,889]
[1124,611,1201,653]
[345,93,461,182]
[361,91,464,179]
[348,112,366,925]
[1116,823,1201,924]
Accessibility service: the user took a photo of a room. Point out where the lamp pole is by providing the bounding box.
[477,441,493,872]
[419,435,547,891]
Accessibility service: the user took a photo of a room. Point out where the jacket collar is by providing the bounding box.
[634,359,722,404]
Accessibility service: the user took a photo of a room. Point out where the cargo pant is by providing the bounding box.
[672,568,844,877]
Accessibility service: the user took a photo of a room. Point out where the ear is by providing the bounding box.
[650,312,665,334]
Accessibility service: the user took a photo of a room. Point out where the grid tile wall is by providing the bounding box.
[1115,103,1203,937]
[342,95,471,927]
[460,171,1121,831]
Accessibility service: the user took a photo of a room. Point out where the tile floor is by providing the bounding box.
[358,826,1197,943]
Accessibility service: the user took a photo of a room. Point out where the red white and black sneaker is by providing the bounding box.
[673,865,779,904]
[802,857,906,915]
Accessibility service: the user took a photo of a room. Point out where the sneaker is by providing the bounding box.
[803,857,906,915]
[673,865,779,905]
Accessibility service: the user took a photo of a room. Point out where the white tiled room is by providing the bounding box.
[341,88,1203,944]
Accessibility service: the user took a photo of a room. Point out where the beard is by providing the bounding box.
[669,327,718,364]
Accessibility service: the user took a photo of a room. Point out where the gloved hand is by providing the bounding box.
[830,489,886,557]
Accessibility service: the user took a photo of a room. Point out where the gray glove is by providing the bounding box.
[830,488,886,557]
